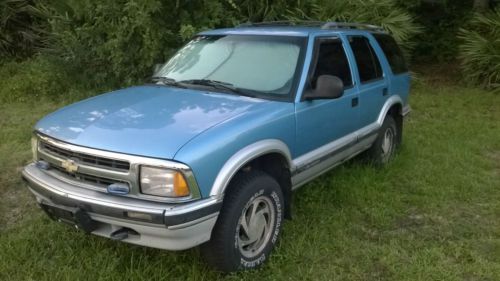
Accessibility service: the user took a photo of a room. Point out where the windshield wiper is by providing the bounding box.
[151,76,187,88]
[179,79,255,97]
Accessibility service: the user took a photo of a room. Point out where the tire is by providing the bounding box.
[201,170,284,272]
[367,115,398,165]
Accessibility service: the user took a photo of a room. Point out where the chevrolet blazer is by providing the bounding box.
[23,21,411,272]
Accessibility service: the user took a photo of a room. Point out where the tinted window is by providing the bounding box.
[348,36,383,83]
[373,34,408,74]
[311,39,353,88]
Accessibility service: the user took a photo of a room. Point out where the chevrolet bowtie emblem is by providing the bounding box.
[61,159,79,173]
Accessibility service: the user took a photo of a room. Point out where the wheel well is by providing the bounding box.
[387,103,403,145]
[228,153,293,219]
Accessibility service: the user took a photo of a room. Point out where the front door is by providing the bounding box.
[295,36,360,159]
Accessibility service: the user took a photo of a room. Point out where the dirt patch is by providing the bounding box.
[0,180,37,232]
[367,260,393,280]
[486,150,500,177]
[412,62,463,88]
[392,207,454,232]
[394,208,426,230]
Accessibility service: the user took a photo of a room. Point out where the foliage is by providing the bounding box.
[43,0,179,86]
[0,0,48,59]
[399,0,475,62]
[41,0,420,87]
[231,0,318,22]
[0,56,89,103]
[314,0,421,51]
[224,0,421,50]
[459,9,500,89]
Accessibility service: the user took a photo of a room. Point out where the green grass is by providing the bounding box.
[0,72,499,280]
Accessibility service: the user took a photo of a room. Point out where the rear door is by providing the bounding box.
[346,35,388,128]
[372,33,411,105]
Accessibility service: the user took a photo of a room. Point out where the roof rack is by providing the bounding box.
[238,20,325,28]
[322,22,384,32]
[237,21,385,32]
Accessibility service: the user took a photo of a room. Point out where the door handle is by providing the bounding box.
[382,88,389,96]
[352,97,359,107]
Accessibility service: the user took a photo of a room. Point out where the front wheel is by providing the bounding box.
[201,170,284,272]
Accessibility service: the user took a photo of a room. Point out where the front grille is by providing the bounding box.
[40,141,130,171]
[49,164,128,189]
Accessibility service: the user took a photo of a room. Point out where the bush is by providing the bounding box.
[44,0,236,87]
[398,0,474,62]
[0,56,90,103]
[41,0,420,87]
[459,9,500,90]
[44,0,177,86]
[0,0,48,59]
[226,0,420,51]
[313,0,421,51]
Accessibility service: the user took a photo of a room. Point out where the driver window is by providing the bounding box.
[311,39,353,89]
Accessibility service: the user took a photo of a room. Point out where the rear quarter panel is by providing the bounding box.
[365,32,411,105]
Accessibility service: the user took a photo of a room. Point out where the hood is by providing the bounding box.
[36,85,271,159]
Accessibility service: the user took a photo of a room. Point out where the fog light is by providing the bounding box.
[36,160,50,170]
[107,183,130,195]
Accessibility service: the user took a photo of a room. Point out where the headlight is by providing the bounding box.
[31,136,38,162]
[140,166,190,197]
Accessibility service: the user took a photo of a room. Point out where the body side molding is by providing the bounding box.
[290,95,404,186]
[209,139,293,197]
[209,96,404,198]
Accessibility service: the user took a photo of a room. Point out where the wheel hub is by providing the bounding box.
[381,127,394,162]
[237,196,275,258]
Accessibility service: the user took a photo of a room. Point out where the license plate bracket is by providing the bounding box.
[40,203,98,233]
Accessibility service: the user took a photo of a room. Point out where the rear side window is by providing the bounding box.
[348,36,383,83]
[311,39,353,88]
[373,34,408,74]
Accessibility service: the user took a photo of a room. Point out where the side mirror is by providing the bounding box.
[304,75,344,100]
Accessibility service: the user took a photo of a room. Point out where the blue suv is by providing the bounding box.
[23,22,411,272]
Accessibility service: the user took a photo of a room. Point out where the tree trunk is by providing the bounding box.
[473,0,490,11]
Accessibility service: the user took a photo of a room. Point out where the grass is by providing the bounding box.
[0,68,499,280]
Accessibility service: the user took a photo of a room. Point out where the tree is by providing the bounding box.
[474,0,491,10]
[0,0,48,58]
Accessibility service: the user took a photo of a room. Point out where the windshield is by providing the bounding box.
[154,35,306,100]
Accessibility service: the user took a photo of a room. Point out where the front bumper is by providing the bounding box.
[22,163,221,250]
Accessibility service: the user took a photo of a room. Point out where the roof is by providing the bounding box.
[199,21,387,37]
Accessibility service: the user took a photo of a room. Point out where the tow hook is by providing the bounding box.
[109,227,138,241]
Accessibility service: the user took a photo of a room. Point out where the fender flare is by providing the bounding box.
[209,139,293,197]
[377,95,404,126]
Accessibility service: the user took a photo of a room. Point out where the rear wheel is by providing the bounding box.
[201,170,284,272]
[367,115,398,165]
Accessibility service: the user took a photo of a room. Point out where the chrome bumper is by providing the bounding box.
[22,163,221,250]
